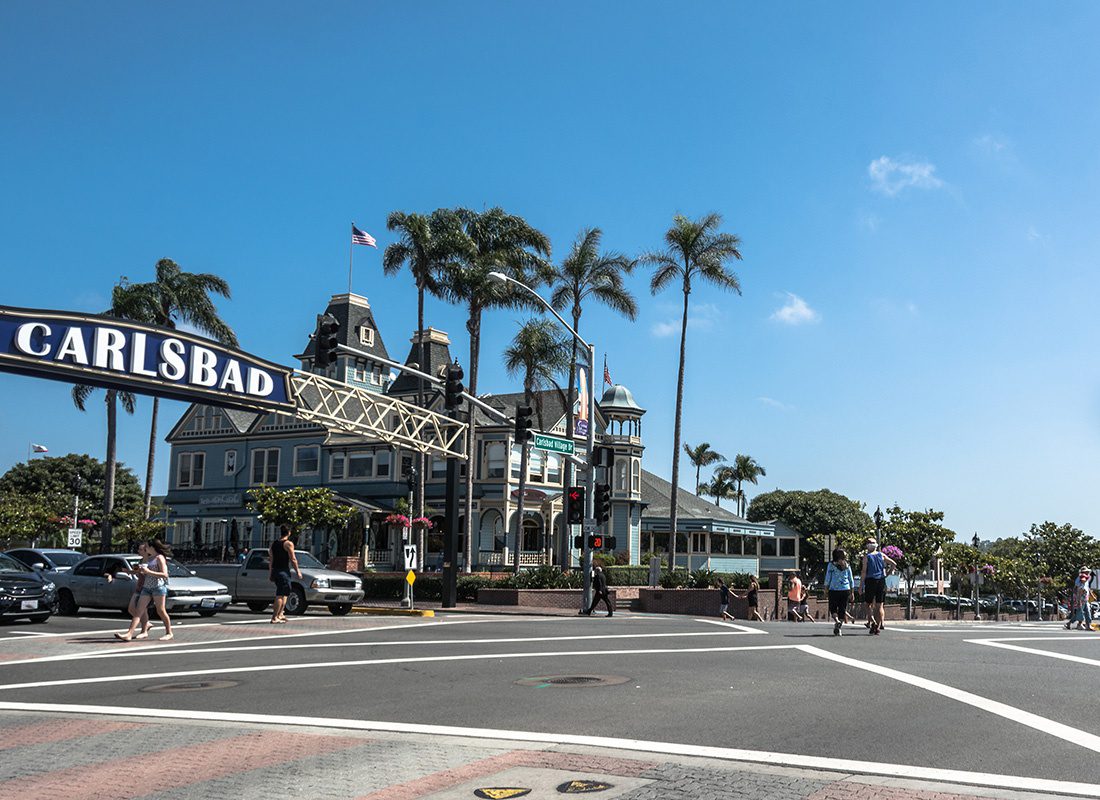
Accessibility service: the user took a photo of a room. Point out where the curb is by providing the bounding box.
[349,606,435,617]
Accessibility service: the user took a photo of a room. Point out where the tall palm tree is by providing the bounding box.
[72,384,135,552]
[683,442,724,495]
[549,228,637,563]
[436,207,552,571]
[730,454,766,517]
[644,213,743,572]
[700,467,738,508]
[503,319,570,572]
[113,260,236,518]
[384,210,464,564]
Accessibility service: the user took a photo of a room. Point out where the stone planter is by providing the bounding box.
[477,587,616,610]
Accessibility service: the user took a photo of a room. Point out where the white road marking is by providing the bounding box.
[4,631,53,637]
[693,619,766,634]
[0,629,758,666]
[0,644,798,692]
[0,616,283,642]
[969,637,1100,667]
[0,615,557,666]
[1,701,1097,798]
[797,644,1100,753]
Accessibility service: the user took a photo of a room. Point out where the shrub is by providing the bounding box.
[604,566,650,586]
[659,569,691,589]
[690,568,719,588]
[457,575,495,602]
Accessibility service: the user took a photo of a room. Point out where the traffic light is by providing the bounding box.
[514,404,534,443]
[314,313,340,367]
[573,535,583,549]
[594,483,611,525]
[566,485,586,525]
[606,536,617,550]
[444,361,464,410]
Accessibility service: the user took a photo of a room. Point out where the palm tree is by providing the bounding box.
[113,260,236,518]
[436,207,552,571]
[700,467,738,508]
[683,442,724,495]
[72,384,135,552]
[644,213,743,572]
[549,228,637,563]
[503,319,571,572]
[384,210,464,563]
[730,454,766,517]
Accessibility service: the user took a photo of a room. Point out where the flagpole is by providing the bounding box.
[348,223,354,294]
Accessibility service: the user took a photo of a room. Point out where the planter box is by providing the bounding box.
[477,587,616,609]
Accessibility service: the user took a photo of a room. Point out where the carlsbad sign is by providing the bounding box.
[0,305,294,413]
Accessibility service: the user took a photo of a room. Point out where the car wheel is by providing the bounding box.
[198,609,218,618]
[285,587,308,616]
[329,603,353,616]
[246,601,270,613]
[58,590,78,616]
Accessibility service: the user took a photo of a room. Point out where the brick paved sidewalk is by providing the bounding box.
[0,711,1079,800]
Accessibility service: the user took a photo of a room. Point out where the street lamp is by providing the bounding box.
[487,271,598,612]
[873,506,883,537]
[971,532,982,621]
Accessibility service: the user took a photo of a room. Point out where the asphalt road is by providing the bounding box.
[1,609,1097,794]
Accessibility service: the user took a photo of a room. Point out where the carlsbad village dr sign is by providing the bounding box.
[0,305,294,413]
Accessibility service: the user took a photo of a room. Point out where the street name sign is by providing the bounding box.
[66,528,82,548]
[532,432,574,455]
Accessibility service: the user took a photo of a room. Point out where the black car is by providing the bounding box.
[0,553,57,622]
[4,547,85,573]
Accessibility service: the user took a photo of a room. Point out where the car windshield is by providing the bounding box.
[43,551,84,567]
[293,551,323,569]
[0,554,28,573]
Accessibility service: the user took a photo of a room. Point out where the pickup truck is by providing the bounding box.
[191,548,364,616]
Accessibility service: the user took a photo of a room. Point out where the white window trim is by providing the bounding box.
[330,452,346,480]
[359,326,375,346]
[177,451,205,489]
[293,444,321,477]
[251,448,280,486]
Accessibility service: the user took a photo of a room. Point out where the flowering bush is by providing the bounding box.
[51,516,97,528]
[882,545,903,561]
[980,563,996,576]
[383,514,433,529]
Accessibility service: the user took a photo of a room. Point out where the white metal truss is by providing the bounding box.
[288,370,467,460]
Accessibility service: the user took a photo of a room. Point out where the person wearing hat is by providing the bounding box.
[1071,568,1094,630]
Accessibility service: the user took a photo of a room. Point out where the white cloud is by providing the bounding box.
[650,302,722,338]
[758,396,794,411]
[868,156,944,196]
[974,133,1009,155]
[770,293,820,326]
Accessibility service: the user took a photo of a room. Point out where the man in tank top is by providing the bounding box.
[269,525,302,624]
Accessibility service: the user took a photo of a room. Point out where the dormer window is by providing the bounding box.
[358,326,375,347]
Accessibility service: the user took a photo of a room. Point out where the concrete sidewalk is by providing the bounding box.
[0,710,1087,800]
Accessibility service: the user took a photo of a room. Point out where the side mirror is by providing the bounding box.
[190,570,197,576]
[31,563,46,571]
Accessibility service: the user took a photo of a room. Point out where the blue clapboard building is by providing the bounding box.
[161,292,795,574]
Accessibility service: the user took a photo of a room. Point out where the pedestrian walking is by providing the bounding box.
[105,543,152,639]
[787,571,804,621]
[825,548,855,636]
[717,579,735,620]
[1073,568,1093,630]
[581,564,613,616]
[270,525,302,624]
[861,537,897,635]
[741,576,765,622]
[798,584,816,623]
[115,538,174,642]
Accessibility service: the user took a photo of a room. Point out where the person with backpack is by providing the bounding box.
[861,537,897,635]
[825,548,855,636]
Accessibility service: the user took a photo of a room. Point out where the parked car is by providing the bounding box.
[0,552,57,623]
[4,547,85,574]
[192,548,363,616]
[52,554,231,617]
[919,593,951,606]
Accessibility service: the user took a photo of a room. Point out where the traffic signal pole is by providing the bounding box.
[582,342,597,614]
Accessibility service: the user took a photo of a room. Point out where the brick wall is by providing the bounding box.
[477,588,617,609]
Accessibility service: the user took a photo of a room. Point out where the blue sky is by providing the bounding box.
[2,2,1099,541]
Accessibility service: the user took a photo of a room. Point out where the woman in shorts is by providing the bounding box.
[106,542,152,639]
[740,576,765,622]
[116,538,174,641]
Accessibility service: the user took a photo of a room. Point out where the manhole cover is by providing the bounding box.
[141,680,239,693]
[514,675,629,688]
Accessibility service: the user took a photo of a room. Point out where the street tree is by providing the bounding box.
[72,379,135,551]
[436,207,552,571]
[644,213,743,573]
[247,487,357,540]
[746,488,872,578]
[549,226,637,564]
[683,442,724,495]
[881,506,957,619]
[1022,521,1099,586]
[113,259,237,518]
[0,493,58,549]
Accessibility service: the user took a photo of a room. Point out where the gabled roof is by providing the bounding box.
[473,388,606,433]
[388,328,454,397]
[165,403,259,442]
[640,469,748,524]
[296,293,389,365]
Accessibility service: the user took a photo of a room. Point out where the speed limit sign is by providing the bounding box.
[67,528,83,548]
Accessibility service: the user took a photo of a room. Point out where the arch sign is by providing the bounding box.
[0,304,294,413]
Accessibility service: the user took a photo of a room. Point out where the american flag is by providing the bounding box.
[351,223,377,248]
[603,356,612,386]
